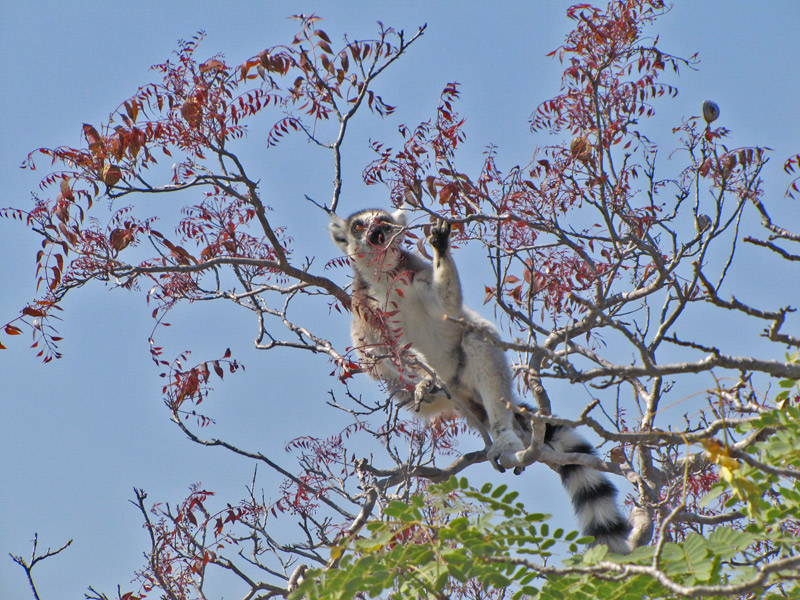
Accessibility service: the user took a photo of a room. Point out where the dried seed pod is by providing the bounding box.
[696,214,712,233]
[102,164,122,188]
[569,135,592,162]
[181,98,203,128]
[702,100,720,124]
[110,228,134,252]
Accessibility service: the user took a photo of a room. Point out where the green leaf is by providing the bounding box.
[583,544,608,564]
[448,564,467,583]
[491,483,508,499]
[698,483,727,508]
[383,500,410,518]
[514,585,540,599]
[706,526,755,559]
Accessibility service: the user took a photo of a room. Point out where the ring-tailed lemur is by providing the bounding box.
[329,208,632,553]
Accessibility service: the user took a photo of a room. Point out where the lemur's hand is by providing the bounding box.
[412,372,451,411]
[428,218,451,255]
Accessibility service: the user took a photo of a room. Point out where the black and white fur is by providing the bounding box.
[329,208,631,553]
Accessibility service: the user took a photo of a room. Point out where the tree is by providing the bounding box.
[3,1,799,598]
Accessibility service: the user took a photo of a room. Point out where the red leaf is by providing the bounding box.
[82,124,101,146]
[200,58,227,73]
[59,178,74,201]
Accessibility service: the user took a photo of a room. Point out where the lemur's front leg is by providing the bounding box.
[428,219,463,315]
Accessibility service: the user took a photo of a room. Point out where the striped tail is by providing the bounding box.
[545,424,631,554]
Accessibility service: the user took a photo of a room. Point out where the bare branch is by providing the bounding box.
[10,534,73,600]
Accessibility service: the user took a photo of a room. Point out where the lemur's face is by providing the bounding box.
[330,208,407,265]
[349,210,398,248]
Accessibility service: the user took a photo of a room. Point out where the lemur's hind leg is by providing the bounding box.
[462,333,527,473]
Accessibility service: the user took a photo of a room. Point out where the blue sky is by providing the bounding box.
[2,1,799,598]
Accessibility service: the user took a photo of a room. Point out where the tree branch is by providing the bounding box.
[10,534,73,600]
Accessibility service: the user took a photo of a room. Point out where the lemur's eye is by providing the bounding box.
[351,220,365,234]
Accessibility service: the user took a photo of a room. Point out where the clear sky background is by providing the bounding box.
[2,2,799,598]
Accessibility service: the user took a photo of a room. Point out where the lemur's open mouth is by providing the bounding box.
[368,225,388,246]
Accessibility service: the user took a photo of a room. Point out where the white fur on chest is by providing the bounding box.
[360,265,462,379]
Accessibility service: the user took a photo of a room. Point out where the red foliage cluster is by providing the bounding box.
[10,30,292,361]
[157,348,242,423]
[254,16,398,146]
[137,485,256,599]
[4,14,418,368]
[409,415,470,456]
[535,0,686,139]
[364,82,467,210]
[784,153,800,199]
[673,116,767,203]
[278,425,360,518]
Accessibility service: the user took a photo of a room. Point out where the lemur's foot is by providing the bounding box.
[428,218,452,254]
[487,430,526,474]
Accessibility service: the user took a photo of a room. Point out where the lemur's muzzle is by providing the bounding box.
[367,223,392,246]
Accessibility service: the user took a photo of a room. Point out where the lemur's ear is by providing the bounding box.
[329,213,349,251]
[391,208,407,228]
